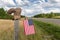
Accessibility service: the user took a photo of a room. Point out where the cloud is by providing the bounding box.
[1,0,15,6]
[0,0,60,17]
[48,0,60,3]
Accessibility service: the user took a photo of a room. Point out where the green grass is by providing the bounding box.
[33,20,60,40]
[0,20,60,40]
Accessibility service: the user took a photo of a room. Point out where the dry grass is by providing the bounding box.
[53,16,60,19]
[0,19,57,40]
[0,18,24,30]
[0,19,13,30]
[0,19,25,40]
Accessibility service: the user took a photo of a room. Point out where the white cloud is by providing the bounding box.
[48,8,60,13]
[25,9,34,13]
[1,0,15,6]
[15,0,24,6]
[53,0,60,2]
[0,0,60,17]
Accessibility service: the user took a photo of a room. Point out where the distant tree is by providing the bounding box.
[0,8,13,19]
[34,12,60,18]
[42,13,46,18]
[34,13,46,18]
[54,13,60,16]
[21,15,25,18]
[47,12,55,18]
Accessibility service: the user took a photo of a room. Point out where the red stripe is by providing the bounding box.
[23,19,35,35]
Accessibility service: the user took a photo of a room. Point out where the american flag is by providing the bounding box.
[23,19,35,35]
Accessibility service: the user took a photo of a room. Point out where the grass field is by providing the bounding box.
[0,19,60,40]
[53,16,60,19]
[33,20,60,40]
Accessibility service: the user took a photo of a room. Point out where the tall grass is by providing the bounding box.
[33,20,60,40]
[0,20,60,40]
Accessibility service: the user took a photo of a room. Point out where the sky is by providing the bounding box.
[0,0,60,17]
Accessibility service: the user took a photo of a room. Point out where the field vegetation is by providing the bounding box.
[0,20,60,40]
[34,12,60,19]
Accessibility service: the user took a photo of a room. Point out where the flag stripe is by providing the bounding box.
[23,19,35,35]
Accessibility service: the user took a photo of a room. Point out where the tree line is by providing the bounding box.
[0,8,25,19]
[34,12,60,18]
[0,8,13,19]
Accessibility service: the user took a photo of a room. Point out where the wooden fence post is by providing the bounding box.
[7,8,22,40]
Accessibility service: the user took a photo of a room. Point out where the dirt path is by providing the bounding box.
[33,18,60,26]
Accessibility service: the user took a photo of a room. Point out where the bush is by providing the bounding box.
[0,8,13,19]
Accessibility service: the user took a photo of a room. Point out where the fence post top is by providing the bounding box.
[7,8,22,20]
